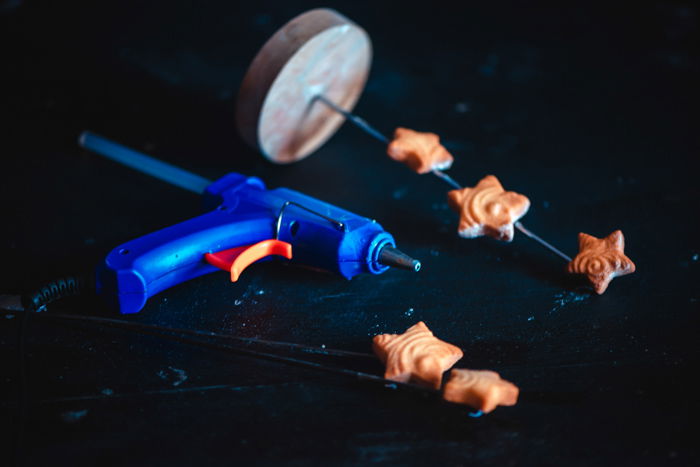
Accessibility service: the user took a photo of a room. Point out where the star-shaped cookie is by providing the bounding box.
[447,175,530,242]
[373,321,463,389]
[442,369,519,413]
[567,230,636,294]
[386,127,454,174]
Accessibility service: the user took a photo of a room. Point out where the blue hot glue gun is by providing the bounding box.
[79,132,421,314]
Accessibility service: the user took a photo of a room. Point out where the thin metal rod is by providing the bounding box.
[79,131,212,194]
[316,95,571,263]
[435,168,572,263]
[35,313,445,398]
[315,95,390,145]
[515,222,572,262]
[56,317,412,384]
[39,313,374,359]
[316,96,463,189]
[9,311,483,416]
[432,169,463,190]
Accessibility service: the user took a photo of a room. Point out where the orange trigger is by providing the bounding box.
[204,240,293,282]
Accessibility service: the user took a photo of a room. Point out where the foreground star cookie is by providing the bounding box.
[373,321,463,389]
[386,127,454,174]
[447,175,530,241]
[442,369,519,413]
[567,230,636,294]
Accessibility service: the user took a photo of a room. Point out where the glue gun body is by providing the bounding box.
[97,173,407,314]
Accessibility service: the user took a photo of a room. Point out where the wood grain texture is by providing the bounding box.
[236,8,371,163]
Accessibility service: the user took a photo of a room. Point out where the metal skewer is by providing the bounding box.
[316,95,572,263]
[315,95,389,145]
[514,222,572,262]
[14,311,481,417]
[432,169,463,190]
[29,311,375,359]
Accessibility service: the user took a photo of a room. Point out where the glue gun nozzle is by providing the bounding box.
[378,246,421,272]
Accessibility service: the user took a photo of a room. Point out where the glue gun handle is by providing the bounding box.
[97,207,273,315]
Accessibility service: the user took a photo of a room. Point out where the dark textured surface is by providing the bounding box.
[1,1,699,465]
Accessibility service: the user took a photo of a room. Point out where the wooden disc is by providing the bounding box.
[236,9,372,163]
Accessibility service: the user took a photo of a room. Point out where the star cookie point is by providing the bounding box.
[567,230,636,294]
[447,175,530,241]
[442,369,519,413]
[373,321,463,389]
[387,127,454,174]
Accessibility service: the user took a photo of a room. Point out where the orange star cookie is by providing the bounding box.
[373,321,463,389]
[442,369,519,413]
[567,230,636,294]
[447,175,530,242]
[386,127,454,174]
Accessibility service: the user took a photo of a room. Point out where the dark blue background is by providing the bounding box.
[1,1,698,465]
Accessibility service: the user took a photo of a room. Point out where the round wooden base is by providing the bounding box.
[236,8,372,163]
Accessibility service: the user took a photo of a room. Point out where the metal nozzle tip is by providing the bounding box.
[378,246,421,272]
